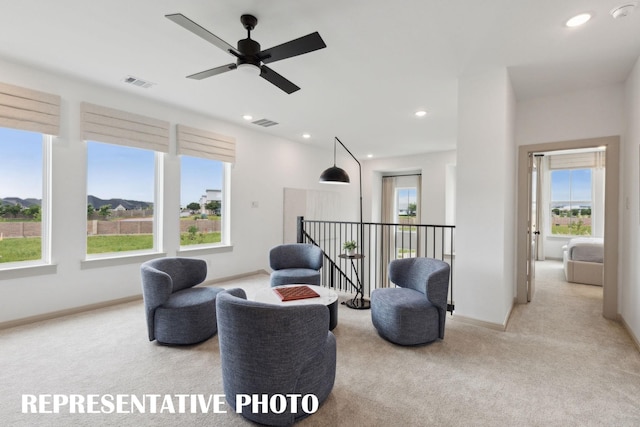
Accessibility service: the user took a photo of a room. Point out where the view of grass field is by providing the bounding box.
[551,224,591,235]
[0,237,41,263]
[0,232,223,262]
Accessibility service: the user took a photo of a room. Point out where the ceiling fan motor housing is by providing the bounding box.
[237,38,261,67]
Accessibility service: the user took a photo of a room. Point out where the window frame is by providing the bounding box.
[0,130,52,271]
[177,158,231,252]
[83,140,163,260]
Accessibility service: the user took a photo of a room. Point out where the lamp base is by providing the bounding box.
[344,298,371,310]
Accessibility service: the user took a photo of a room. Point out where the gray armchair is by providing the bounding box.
[269,243,323,287]
[216,289,336,426]
[140,257,223,345]
[371,257,450,345]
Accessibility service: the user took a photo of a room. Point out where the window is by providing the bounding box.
[176,124,235,249]
[80,102,169,258]
[550,169,592,235]
[0,82,59,268]
[0,127,49,265]
[179,156,226,247]
[86,141,157,255]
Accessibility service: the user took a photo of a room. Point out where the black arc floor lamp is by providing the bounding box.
[319,137,370,309]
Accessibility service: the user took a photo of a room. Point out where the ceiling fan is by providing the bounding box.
[165,13,327,94]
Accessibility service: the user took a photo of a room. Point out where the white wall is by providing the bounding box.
[362,150,456,224]
[0,58,357,324]
[455,68,516,327]
[516,85,625,145]
[621,56,640,343]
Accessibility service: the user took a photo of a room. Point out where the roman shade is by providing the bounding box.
[80,102,169,152]
[548,151,605,170]
[176,124,235,163]
[0,81,61,136]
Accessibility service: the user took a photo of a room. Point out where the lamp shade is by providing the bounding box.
[319,166,350,184]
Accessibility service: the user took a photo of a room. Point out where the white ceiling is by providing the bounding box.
[1,0,639,159]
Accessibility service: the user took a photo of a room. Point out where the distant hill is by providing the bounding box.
[1,196,152,210]
[0,197,42,208]
[87,196,152,210]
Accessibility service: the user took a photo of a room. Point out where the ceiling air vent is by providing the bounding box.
[122,75,155,89]
[252,118,279,127]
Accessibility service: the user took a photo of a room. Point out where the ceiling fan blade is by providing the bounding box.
[187,64,237,80]
[165,13,240,57]
[259,32,326,64]
[260,66,300,94]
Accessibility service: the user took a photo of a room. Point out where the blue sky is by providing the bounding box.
[397,188,417,211]
[1,127,223,207]
[179,155,223,207]
[87,142,224,207]
[0,128,42,199]
[551,169,592,202]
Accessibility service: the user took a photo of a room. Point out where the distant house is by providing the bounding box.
[199,189,222,215]
[113,204,126,211]
[199,189,222,205]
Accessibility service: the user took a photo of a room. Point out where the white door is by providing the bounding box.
[526,153,537,302]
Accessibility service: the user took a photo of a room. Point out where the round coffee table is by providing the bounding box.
[253,284,338,330]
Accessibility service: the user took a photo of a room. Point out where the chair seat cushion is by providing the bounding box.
[371,287,440,345]
[162,287,222,309]
[270,268,321,287]
[154,287,223,345]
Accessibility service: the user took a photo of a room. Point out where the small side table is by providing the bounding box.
[254,285,339,330]
[338,253,371,310]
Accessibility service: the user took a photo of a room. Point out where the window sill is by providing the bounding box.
[81,252,167,270]
[177,244,233,256]
[0,263,58,280]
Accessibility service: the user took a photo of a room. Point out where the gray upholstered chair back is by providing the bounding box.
[141,257,207,294]
[389,257,450,336]
[140,257,217,344]
[216,289,336,425]
[269,243,323,270]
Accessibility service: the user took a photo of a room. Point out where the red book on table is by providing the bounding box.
[273,285,320,301]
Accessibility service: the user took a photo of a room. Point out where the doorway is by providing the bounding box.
[516,136,619,320]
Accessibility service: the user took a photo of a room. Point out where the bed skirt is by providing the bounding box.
[563,251,603,286]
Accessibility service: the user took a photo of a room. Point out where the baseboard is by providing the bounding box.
[452,299,513,332]
[0,295,142,331]
[619,314,640,354]
[0,270,270,331]
[452,314,508,331]
[202,269,269,286]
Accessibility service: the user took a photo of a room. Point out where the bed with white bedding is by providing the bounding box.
[563,237,604,286]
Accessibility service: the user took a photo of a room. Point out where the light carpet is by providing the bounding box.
[1,260,639,426]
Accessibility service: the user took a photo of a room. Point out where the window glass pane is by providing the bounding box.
[0,127,44,264]
[395,187,417,258]
[396,188,417,219]
[550,169,592,236]
[86,141,155,254]
[180,155,224,247]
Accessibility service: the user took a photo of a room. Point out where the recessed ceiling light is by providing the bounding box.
[367,154,373,158]
[415,110,428,117]
[566,13,592,27]
[242,114,253,121]
[302,133,311,139]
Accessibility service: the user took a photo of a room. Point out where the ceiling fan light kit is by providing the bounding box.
[165,12,326,94]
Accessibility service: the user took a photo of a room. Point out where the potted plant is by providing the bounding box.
[343,240,357,256]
